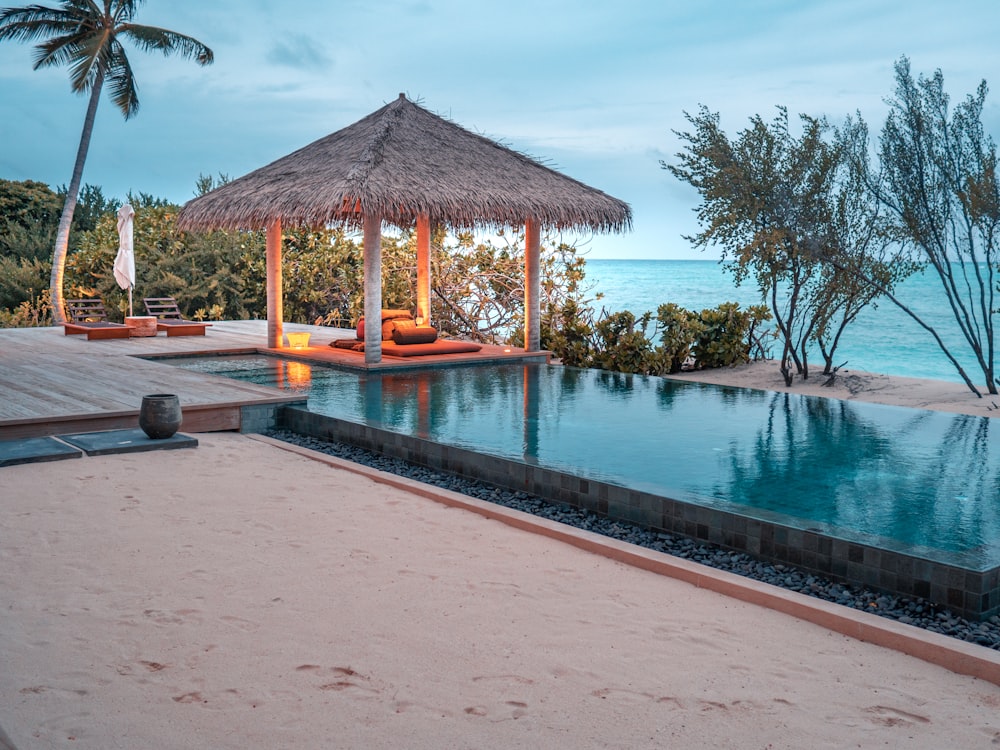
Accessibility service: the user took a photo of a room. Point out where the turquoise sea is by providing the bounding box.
[584,259,991,385]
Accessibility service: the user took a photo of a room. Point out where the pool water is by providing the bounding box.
[169,355,1000,570]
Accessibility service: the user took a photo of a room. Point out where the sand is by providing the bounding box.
[666,359,1000,418]
[2,417,1000,749]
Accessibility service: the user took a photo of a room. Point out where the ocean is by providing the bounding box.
[583,259,993,385]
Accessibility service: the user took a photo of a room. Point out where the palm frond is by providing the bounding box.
[65,34,105,92]
[104,39,138,117]
[0,5,78,43]
[120,24,213,65]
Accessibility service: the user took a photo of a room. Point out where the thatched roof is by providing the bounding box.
[177,94,631,233]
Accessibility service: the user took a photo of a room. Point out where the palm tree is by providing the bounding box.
[0,0,213,323]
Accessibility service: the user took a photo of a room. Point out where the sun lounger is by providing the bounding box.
[63,299,133,340]
[142,297,212,336]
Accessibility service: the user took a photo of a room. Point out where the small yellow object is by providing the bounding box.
[285,332,311,349]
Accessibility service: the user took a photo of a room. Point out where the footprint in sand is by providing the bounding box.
[865,705,931,727]
[460,701,529,720]
[592,687,683,707]
[219,615,258,632]
[140,608,204,627]
[173,692,207,704]
[471,674,535,686]
[297,665,380,699]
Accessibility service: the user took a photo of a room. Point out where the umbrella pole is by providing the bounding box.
[129,287,133,317]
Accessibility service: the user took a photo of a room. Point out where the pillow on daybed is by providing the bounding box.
[356,309,414,340]
[380,309,413,322]
[391,318,438,345]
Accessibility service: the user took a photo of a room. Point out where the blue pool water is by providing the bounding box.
[169,355,1000,569]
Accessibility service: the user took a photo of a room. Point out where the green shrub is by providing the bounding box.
[542,299,772,375]
[656,303,705,373]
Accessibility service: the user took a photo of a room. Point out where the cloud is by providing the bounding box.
[265,34,334,71]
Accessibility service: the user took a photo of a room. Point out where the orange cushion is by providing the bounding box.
[357,311,414,340]
[380,309,413,322]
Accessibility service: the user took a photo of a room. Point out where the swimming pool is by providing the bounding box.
[167,354,1000,617]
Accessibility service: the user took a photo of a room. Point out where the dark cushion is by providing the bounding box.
[331,338,364,351]
[391,319,438,344]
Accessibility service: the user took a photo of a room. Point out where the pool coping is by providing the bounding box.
[249,433,1000,688]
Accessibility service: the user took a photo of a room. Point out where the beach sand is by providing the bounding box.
[667,359,1000,418]
[2,400,1000,749]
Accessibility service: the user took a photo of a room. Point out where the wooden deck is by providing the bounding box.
[0,321,549,440]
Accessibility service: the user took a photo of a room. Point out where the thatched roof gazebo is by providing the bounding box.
[177,93,632,362]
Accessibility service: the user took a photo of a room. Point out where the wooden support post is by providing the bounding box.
[266,219,283,349]
[524,218,541,352]
[416,214,431,326]
[363,213,383,364]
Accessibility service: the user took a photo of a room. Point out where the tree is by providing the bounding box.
[0,179,61,310]
[0,0,213,323]
[0,178,114,313]
[667,107,910,385]
[868,57,1000,395]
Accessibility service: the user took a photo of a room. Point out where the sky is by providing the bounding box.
[1,0,998,259]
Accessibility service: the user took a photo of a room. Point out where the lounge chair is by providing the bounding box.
[142,297,212,336]
[62,299,133,340]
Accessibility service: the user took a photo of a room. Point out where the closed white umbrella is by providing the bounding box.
[113,204,135,316]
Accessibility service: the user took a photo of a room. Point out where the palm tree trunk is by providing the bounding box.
[49,68,104,324]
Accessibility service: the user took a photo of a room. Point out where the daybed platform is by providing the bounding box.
[331,338,483,357]
[331,308,483,357]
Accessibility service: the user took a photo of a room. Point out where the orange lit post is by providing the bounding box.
[266,218,283,349]
[416,214,431,326]
[524,218,541,352]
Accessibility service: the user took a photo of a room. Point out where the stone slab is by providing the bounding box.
[0,436,84,467]
[59,428,198,456]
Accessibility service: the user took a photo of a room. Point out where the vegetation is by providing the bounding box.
[0,178,116,313]
[860,58,999,396]
[0,178,60,312]
[0,0,213,323]
[542,298,772,376]
[665,57,998,396]
[66,196,262,321]
[667,107,912,386]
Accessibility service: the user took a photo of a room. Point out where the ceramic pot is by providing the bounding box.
[139,394,182,439]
